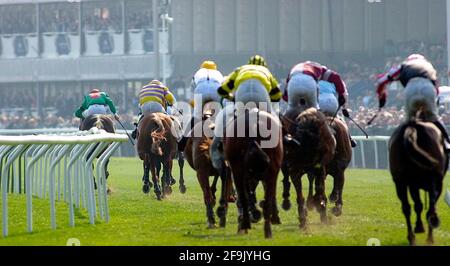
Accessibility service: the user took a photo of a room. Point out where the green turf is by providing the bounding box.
[0,157,449,246]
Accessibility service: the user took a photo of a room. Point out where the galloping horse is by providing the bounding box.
[224,108,283,238]
[389,112,448,245]
[183,103,232,228]
[80,114,116,191]
[137,113,177,200]
[281,116,352,218]
[281,108,336,229]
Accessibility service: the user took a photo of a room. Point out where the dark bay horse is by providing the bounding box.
[224,109,283,238]
[183,105,232,228]
[281,116,352,217]
[137,113,177,200]
[281,108,336,229]
[389,116,448,245]
[80,114,116,191]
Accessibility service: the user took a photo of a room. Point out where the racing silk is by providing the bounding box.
[139,82,175,107]
[218,64,281,101]
[75,91,116,119]
[376,57,438,101]
[283,61,347,101]
[191,68,224,90]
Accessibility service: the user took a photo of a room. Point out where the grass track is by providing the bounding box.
[0,157,449,246]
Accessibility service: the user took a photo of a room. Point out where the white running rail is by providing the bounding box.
[0,127,128,237]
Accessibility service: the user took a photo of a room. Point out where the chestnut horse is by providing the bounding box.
[183,104,233,228]
[80,114,116,191]
[281,108,336,229]
[281,116,352,218]
[137,113,177,200]
[223,108,283,238]
[389,115,448,245]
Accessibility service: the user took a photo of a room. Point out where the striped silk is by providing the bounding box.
[139,84,167,106]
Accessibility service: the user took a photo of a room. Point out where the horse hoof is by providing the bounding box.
[156,194,162,201]
[264,231,272,239]
[331,206,342,217]
[179,185,187,194]
[329,193,338,203]
[207,222,217,229]
[428,214,440,229]
[105,171,110,179]
[271,215,282,225]
[170,178,176,186]
[414,223,425,234]
[219,217,226,228]
[164,186,173,195]
[427,237,434,245]
[282,199,291,211]
[237,229,248,235]
[250,209,262,223]
[142,183,150,194]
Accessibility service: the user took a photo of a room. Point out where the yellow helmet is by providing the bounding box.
[200,60,217,70]
[248,55,267,67]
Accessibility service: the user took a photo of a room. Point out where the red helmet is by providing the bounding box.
[90,89,100,93]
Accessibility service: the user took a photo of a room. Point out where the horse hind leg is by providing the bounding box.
[426,180,443,245]
[408,186,425,234]
[306,173,315,211]
[291,174,307,230]
[150,160,162,200]
[217,168,229,228]
[178,152,186,194]
[262,175,277,239]
[313,168,328,224]
[142,161,152,194]
[396,181,415,245]
[331,171,345,217]
[281,164,291,211]
[197,170,216,228]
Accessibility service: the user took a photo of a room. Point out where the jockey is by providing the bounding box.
[131,79,176,139]
[209,55,281,170]
[375,54,450,150]
[217,55,282,112]
[177,60,224,151]
[318,80,339,116]
[283,61,348,111]
[283,61,356,147]
[75,88,117,121]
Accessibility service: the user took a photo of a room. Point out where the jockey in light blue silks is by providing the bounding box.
[318,80,339,117]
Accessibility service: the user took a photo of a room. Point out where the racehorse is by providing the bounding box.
[137,113,177,200]
[281,116,352,218]
[80,114,116,192]
[281,108,336,229]
[389,111,448,245]
[223,108,283,238]
[183,103,232,228]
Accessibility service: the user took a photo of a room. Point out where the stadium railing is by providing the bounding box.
[0,128,128,237]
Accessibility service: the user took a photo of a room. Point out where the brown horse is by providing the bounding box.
[223,109,283,238]
[137,112,177,200]
[281,108,336,229]
[389,115,448,245]
[281,116,352,217]
[183,104,233,228]
[80,114,116,191]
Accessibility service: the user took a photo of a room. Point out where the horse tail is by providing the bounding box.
[403,124,440,170]
[150,117,166,156]
[245,140,270,176]
[94,115,103,129]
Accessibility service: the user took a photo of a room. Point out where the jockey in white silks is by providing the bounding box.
[177,60,224,151]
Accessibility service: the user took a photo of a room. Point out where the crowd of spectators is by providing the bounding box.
[0,2,154,35]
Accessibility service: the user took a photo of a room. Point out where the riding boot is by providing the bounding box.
[432,120,450,152]
[178,117,196,151]
[131,114,143,140]
[349,135,357,148]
